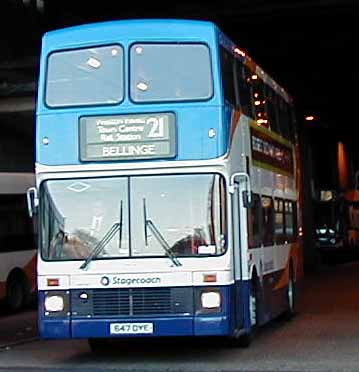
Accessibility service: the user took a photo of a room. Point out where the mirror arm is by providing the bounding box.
[229,172,252,203]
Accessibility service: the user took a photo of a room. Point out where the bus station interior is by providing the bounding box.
[0,0,358,350]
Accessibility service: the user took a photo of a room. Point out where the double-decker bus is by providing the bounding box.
[30,19,303,349]
[0,172,36,311]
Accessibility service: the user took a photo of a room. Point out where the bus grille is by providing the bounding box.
[93,288,171,316]
[71,287,193,317]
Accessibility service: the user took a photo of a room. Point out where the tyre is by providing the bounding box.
[284,264,296,320]
[6,271,31,312]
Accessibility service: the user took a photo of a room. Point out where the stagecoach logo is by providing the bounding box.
[99,275,162,287]
[100,276,110,286]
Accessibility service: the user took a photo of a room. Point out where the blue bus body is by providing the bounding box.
[37,20,225,166]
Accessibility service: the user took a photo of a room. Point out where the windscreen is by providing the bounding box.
[40,178,129,260]
[45,45,124,107]
[130,43,213,102]
[40,174,226,261]
[130,174,226,257]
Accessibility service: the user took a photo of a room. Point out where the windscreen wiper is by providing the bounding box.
[80,201,123,270]
[118,200,123,250]
[143,198,181,267]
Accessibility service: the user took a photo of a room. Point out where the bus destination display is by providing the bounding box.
[80,113,176,161]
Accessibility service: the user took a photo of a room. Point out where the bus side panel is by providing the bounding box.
[269,242,302,318]
[267,267,288,318]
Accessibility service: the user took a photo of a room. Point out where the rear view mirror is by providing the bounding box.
[26,187,39,218]
[230,172,252,208]
[242,190,253,209]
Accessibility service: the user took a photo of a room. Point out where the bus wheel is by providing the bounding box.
[284,264,296,319]
[6,271,30,312]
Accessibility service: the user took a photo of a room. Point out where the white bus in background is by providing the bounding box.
[0,172,37,311]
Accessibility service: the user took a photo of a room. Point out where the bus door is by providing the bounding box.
[247,194,270,325]
[261,195,275,322]
[231,181,247,330]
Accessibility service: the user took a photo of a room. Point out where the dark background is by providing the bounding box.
[0,0,357,183]
[0,0,357,269]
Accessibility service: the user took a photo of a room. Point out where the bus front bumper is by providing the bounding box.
[39,315,231,339]
[38,286,234,339]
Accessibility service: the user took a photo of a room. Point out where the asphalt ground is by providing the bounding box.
[1,260,359,372]
[0,305,37,350]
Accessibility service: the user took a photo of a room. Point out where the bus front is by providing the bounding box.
[35,20,234,343]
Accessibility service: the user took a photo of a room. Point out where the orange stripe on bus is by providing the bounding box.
[229,109,242,147]
[273,242,302,290]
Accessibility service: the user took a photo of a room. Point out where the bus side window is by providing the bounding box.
[293,201,298,240]
[278,97,291,140]
[261,196,274,246]
[252,75,269,129]
[284,200,296,242]
[274,198,285,244]
[248,194,261,248]
[265,85,280,134]
[288,105,297,143]
[220,46,236,107]
[236,60,254,118]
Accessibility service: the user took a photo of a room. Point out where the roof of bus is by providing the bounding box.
[42,18,292,103]
[42,19,218,47]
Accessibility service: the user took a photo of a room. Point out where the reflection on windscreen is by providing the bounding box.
[130,43,213,102]
[45,43,213,107]
[46,45,124,107]
[41,174,226,261]
[131,174,226,257]
[41,178,128,260]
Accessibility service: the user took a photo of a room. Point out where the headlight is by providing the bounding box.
[201,291,221,309]
[44,295,64,312]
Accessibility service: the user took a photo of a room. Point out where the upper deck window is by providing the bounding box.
[45,45,124,108]
[130,43,213,103]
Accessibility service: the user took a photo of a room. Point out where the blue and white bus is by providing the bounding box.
[29,19,303,349]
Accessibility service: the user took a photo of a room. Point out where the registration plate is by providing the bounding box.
[110,322,154,335]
